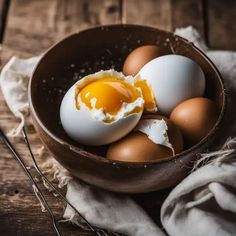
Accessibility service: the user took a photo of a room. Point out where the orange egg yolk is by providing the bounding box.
[77,77,142,115]
[134,80,156,111]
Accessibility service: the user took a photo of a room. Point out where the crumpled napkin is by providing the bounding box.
[161,138,236,236]
[1,26,236,236]
[0,56,40,136]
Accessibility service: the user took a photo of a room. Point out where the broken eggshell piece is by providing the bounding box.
[107,115,183,162]
[135,118,174,154]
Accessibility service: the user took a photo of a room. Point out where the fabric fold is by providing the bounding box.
[161,139,236,236]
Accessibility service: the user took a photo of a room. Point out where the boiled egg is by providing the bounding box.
[137,55,206,115]
[123,45,163,76]
[170,97,219,146]
[60,70,144,146]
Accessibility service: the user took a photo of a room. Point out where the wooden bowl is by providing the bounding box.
[29,25,226,193]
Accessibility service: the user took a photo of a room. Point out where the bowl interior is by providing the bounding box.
[30,24,225,159]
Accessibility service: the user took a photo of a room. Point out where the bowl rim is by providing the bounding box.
[29,24,227,167]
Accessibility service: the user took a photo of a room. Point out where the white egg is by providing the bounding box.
[60,70,144,146]
[138,55,205,115]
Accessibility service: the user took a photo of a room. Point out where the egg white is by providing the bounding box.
[60,69,144,146]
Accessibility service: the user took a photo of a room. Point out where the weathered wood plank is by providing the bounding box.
[207,0,236,50]
[171,0,205,40]
[0,0,10,43]
[0,180,80,236]
[0,119,84,235]
[123,0,172,31]
[1,0,122,64]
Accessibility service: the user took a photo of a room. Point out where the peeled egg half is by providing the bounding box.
[60,70,144,146]
[137,55,206,115]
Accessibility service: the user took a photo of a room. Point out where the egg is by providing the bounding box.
[107,115,183,162]
[137,55,206,115]
[170,97,219,146]
[60,70,144,146]
[123,45,162,76]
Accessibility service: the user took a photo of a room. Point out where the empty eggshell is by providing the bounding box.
[107,115,183,162]
[138,55,206,115]
[170,97,219,147]
[123,45,162,76]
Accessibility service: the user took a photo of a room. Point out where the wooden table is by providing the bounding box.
[0,1,235,235]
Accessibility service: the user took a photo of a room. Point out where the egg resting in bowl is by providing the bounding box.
[60,70,145,146]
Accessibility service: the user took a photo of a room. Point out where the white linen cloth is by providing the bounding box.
[1,26,236,236]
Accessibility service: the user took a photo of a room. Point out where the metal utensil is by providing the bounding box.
[0,127,103,236]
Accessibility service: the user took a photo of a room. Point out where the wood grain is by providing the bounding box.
[0,0,10,43]
[123,0,172,30]
[0,180,89,236]
[0,104,82,235]
[171,0,205,39]
[1,0,122,64]
[207,0,236,49]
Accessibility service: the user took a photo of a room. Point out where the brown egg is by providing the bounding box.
[170,97,219,147]
[107,115,183,162]
[123,45,162,76]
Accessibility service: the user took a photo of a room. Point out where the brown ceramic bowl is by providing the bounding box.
[29,24,226,193]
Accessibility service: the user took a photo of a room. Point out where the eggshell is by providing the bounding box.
[123,45,162,76]
[60,83,142,146]
[170,97,219,146]
[107,115,183,162]
[138,55,206,115]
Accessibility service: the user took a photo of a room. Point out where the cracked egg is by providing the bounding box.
[60,70,144,146]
